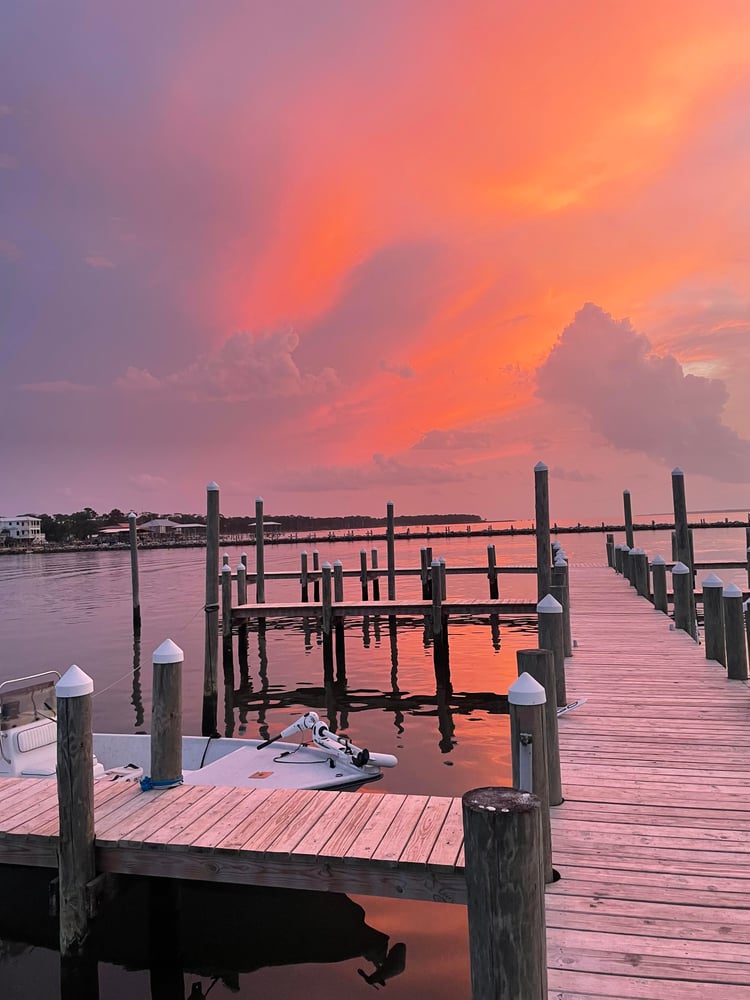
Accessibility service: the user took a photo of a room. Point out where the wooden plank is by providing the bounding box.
[371,795,430,863]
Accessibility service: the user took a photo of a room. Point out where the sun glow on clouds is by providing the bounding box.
[4,1,750,515]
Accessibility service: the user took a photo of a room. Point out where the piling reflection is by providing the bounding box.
[0,867,406,999]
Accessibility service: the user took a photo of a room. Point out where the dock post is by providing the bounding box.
[150,639,183,786]
[431,559,443,638]
[605,533,615,568]
[334,561,346,681]
[300,551,309,603]
[386,500,396,600]
[516,649,562,807]
[534,462,551,602]
[56,665,96,958]
[537,595,566,707]
[420,548,430,599]
[360,549,369,601]
[462,787,547,1000]
[313,550,320,602]
[723,584,748,680]
[439,556,447,600]
[255,497,265,603]
[702,574,725,665]
[203,481,220,738]
[671,562,695,639]
[237,561,247,605]
[128,511,141,632]
[371,548,380,601]
[632,549,650,599]
[622,546,633,585]
[321,563,333,672]
[671,468,693,573]
[551,556,571,656]
[747,544,750,590]
[614,544,624,574]
[487,544,499,599]
[651,555,668,613]
[509,673,552,884]
[221,564,233,683]
[623,489,634,549]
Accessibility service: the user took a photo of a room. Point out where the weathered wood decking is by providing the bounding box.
[1,565,750,995]
[547,565,750,998]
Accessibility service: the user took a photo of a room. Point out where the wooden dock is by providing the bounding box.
[2,564,750,995]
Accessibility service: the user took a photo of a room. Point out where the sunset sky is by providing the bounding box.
[2,1,750,522]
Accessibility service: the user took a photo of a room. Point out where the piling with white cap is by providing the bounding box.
[203,481,220,738]
[255,497,266,603]
[651,555,668,613]
[671,562,695,638]
[537,594,566,707]
[56,665,95,957]
[516,648,562,808]
[723,583,748,680]
[534,462,551,602]
[147,639,184,788]
[702,574,725,666]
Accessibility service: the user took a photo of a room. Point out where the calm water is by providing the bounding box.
[0,523,747,999]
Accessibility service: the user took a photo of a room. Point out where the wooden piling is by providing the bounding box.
[462,787,547,1000]
[128,511,141,632]
[723,584,748,680]
[621,546,632,584]
[702,574,725,666]
[431,559,443,637]
[150,638,183,786]
[333,561,346,682]
[631,548,650,599]
[552,557,572,657]
[386,500,396,600]
[371,548,380,601]
[605,533,615,568]
[420,548,430,599]
[534,462,551,602]
[672,562,695,638]
[255,497,266,603]
[614,544,624,574]
[237,561,247,605]
[321,563,333,672]
[651,555,668,613]
[516,649,562,807]
[623,489,634,550]
[439,557,447,600]
[221,564,233,681]
[56,665,96,957]
[671,468,692,573]
[537,595,566,707]
[202,481,220,738]
[360,549,369,601]
[313,550,320,602]
[509,674,553,885]
[487,544,499,599]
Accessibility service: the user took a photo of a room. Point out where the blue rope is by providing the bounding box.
[140,775,184,791]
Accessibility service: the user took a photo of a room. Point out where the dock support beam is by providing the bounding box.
[462,787,548,1000]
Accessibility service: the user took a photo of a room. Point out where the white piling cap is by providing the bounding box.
[431,559,441,567]
[652,555,666,565]
[222,563,231,573]
[672,467,683,476]
[509,672,546,706]
[537,594,563,613]
[723,583,743,597]
[236,563,245,572]
[629,547,644,555]
[207,481,219,491]
[322,561,332,569]
[56,665,93,699]
[621,546,631,554]
[554,554,567,566]
[672,561,690,575]
[386,500,394,507]
[128,511,136,520]
[702,573,724,588]
[623,488,630,495]
[534,461,548,472]
[153,638,184,664]
[255,496,263,504]
[333,560,342,567]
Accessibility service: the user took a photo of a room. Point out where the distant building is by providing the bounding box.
[138,518,206,538]
[0,516,45,544]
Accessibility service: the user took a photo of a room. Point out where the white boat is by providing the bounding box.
[0,672,397,791]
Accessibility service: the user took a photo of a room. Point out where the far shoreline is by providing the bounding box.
[2,517,748,557]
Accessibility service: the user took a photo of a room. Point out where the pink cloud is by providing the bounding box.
[85,255,115,269]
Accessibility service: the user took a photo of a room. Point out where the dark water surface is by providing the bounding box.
[0,525,746,998]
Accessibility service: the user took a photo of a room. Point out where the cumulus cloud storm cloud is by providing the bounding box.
[536,303,750,482]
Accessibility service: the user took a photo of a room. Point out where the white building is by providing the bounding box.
[0,516,46,544]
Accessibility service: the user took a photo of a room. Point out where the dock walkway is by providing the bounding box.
[1,566,749,996]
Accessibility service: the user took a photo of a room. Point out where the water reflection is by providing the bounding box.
[0,867,406,999]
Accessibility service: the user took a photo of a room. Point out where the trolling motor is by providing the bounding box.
[257,712,397,770]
